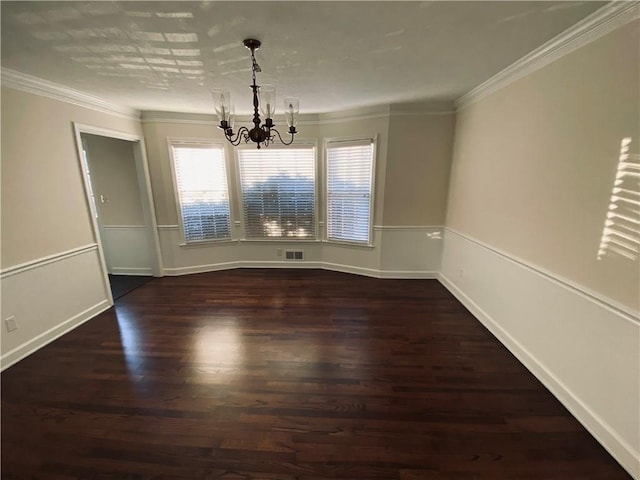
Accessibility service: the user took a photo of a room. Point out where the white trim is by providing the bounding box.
[142,106,388,126]
[142,110,322,126]
[239,239,321,244]
[162,260,436,279]
[102,225,146,230]
[140,102,455,127]
[163,261,246,276]
[373,225,443,231]
[158,224,180,230]
[325,135,377,246]
[109,267,153,276]
[179,239,238,248]
[167,138,235,245]
[142,111,217,125]
[74,124,143,142]
[320,262,383,278]
[389,102,456,116]
[456,2,640,109]
[0,244,98,279]
[171,261,383,276]
[323,240,375,250]
[1,69,140,120]
[1,300,111,371]
[379,270,438,279]
[166,137,224,147]
[74,123,164,287]
[437,272,639,479]
[445,228,639,323]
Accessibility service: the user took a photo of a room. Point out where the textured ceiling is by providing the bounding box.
[1,1,606,114]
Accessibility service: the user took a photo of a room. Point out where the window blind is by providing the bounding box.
[171,144,231,242]
[326,140,374,244]
[238,146,316,239]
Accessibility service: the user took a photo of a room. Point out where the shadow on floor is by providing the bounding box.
[108,275,153,300]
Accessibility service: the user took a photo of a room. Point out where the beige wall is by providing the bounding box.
[1,86,143,368]
[83,133,143,226]
[1,87,142,268]
[384,113,455,225]
[446,21,640,310]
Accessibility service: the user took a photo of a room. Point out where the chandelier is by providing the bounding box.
[212,39,299,149]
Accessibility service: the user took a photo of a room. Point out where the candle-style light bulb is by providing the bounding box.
[284,97,299,130]
[260,85,276,119]
[212,89,231,124]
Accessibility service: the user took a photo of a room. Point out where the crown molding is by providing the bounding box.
[456,1,640,110]
[315,104,391,124]
[141,110,322,126]
[1,68,140,120]
[141,110,217,125]
[389,101,456,116]
[141,101,453,127]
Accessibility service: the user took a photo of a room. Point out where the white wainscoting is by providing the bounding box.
[158,225,442,278]
[439,228,640,479]
[1,245,111,370]
[102,225,153,275]
[379,226,442,278]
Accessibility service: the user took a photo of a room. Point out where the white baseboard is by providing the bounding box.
[109,267,153,276]
[438,230,639,479]
[1,300,111,371]
[163,260,438,279]
[163,261,243,276]
[379,270,438,279]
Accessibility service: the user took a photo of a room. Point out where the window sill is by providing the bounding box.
[179,239,238,248]
[323,240,375,249]
[239,238,322,244]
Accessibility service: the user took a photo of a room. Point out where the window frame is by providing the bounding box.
[323,136,377,247]
[168,138,235,246]
[235,140,319,242]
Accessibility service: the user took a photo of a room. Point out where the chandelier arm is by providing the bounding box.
[273,128,296,146]
[226,126,249,146]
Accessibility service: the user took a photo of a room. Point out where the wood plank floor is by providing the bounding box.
[1,269,630,479]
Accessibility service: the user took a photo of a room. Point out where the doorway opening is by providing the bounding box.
[74,124,162,304]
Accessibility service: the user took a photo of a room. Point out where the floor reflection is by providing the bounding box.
[190,318,245,381]
[114,305,146,381]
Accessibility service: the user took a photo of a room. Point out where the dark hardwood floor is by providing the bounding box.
[1,269,630,479]
[108,274,153,301]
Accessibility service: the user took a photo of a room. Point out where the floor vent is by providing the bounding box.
[285,250,304,260]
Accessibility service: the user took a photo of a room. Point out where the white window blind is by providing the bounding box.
[326,139,374,244]
[171,144,231,242]
[238,146,316,239]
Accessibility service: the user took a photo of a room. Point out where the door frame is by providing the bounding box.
[73,123,163,305]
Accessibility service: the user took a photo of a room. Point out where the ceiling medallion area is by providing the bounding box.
[212,39,299,149]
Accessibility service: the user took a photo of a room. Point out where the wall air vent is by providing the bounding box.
[285,250,304,260]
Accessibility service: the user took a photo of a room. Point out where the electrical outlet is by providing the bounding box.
[4,316,17,332]
[277,248,282,257]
